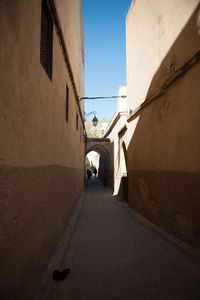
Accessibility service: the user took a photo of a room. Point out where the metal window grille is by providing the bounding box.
[40,0,53,80]
[66,85,69,122]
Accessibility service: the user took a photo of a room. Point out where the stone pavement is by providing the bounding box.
[41,179,200,300]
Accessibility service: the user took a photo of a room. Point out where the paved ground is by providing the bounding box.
[43,179,200,300]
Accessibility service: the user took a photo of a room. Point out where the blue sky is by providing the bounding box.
[82,0,132,121]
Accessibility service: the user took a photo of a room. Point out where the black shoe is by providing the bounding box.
[52,268,71,280]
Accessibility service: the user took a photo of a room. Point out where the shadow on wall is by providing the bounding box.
[126,5,200,246]
[115,141,129,201]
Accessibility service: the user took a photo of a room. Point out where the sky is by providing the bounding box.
[82,0,132,121]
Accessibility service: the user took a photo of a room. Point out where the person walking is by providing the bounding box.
[93,168,97,178]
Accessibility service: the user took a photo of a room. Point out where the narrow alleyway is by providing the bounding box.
[42,180,200,300]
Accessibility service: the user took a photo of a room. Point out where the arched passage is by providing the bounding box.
[85,151,100,178]
[85,144,110,186]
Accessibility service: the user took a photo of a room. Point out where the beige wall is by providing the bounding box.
[125,0,200,246]
[54,0,85,112]
[107,86,128,195]
[0,1,84,299]
[126,0,200,110]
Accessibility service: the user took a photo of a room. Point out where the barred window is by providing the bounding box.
[40,0,53,80]
[66,85,69,122]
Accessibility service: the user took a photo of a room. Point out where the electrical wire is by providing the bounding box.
[79,95,127,101]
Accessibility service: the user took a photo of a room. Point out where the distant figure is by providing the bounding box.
[87,169,92,180]
[93,168,97,178]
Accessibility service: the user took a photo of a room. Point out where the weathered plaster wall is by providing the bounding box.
[107,87,128,195]
[126,0,200,246]
[54,0,85,112]
[126,0,200,110]
[0,0,84,299]
[127,65,200,245]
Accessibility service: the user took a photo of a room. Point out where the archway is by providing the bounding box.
[85,151,100,179]
[85,144,111,186]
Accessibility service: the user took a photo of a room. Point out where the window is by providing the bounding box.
[76,113,78,130]
[40,0,53,80]
[66,85,69,121]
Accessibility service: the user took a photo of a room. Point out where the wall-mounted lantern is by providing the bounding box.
[92,116,98,127]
